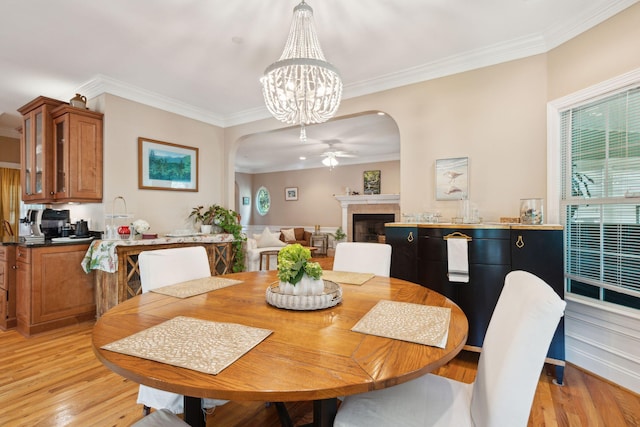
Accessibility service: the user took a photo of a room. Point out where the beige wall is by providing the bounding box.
[235,171,253,225]
[227,55,548,223]
[547,3,640,100]
[246,160,399,227]
[224,4,640,224]
[0,136,20,164]
[70,3,640,234]
[78,94,226,234]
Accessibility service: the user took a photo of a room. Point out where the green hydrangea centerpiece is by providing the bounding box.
[277,244,322,285]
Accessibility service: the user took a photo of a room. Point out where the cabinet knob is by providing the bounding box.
[407,231,414,243]
[516,235,525,248]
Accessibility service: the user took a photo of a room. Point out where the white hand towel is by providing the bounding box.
[447,238,469,283]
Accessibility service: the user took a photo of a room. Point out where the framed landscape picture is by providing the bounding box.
[138,137,198,191]
[363,170,381,195]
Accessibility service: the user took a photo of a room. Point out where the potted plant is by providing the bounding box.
[277,244,323,296]
[189,204,246,272]
[189,205,218,233]
[329,226,346,248]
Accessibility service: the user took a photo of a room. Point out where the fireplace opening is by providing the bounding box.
[353,213,395,243]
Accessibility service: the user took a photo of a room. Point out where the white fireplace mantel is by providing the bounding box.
[334,194,401,240]
[334,194,400,207]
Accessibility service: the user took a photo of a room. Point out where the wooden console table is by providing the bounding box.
[82,235,235,317]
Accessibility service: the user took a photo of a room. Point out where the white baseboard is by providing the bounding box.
[565,295,640,393]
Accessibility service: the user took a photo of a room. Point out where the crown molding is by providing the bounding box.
[544,0,639,50]
[75,1,638,128]
[0,127,20,139]
[76,75,228,127]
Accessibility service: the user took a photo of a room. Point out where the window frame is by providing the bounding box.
[548,68,640,311]
[256,186,270,216]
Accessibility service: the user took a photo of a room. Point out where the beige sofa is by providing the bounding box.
[244,227,313,271]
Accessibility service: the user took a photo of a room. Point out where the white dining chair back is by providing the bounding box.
[332,242,392,277]
[138,246,211,293]
[136,246,227,415]
[334,270,566,427]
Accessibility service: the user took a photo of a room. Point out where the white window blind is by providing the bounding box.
[560,85,640,309]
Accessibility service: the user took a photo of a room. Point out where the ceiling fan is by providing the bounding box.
[320,140,356,158]
[318,140,356,169]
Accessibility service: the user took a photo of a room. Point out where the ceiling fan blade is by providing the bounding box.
[335,152,356,158]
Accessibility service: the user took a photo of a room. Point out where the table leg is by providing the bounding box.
[312,398,338,427]
[184,396,205,427]
[276,398,337,427]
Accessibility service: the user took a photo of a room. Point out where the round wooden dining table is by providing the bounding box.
[92,270,468,427]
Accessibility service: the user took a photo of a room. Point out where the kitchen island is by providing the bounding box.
[82,234,235,317]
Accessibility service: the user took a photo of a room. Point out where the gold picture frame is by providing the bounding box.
[138,137,198,191]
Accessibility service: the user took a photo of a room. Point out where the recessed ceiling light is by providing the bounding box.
[299,156,306,160]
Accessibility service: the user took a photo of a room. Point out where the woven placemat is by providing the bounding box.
[102,316,272,375]
[352,300,451,348]
[150,276,243,298]
[321,270,375,286]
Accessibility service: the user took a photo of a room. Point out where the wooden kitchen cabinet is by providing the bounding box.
[386,223,566,384]
[0,245,17,330]
[17,96,65,202]
[17,96,103,203]
[15,244,95,336]
[51,105,103,202]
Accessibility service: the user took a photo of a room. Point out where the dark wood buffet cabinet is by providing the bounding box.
[386,223,566,384]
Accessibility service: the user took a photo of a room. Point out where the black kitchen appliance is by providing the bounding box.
[40,209,70,239]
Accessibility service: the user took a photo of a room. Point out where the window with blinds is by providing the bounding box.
[560,85,640,310]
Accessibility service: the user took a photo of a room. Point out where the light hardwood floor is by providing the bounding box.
[1,256,638,426]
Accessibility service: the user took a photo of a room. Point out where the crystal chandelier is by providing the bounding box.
[261,1,342,141]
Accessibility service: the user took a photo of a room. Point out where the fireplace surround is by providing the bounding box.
[334,194,400,242]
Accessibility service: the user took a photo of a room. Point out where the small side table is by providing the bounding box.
[310,233,328,256]
[259,249,281,270]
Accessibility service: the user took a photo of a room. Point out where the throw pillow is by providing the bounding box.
[281,228,296,243]
[255,227,286,248]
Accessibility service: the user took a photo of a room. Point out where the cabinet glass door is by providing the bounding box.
[34,111,43,195]
[54,119,67,196]
[23,116,32,195]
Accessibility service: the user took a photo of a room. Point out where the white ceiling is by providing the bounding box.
[1,0,636,171]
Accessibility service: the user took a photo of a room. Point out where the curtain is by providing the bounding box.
[0,168,20,238]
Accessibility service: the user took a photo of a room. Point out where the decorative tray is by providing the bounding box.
[265,280,342,311]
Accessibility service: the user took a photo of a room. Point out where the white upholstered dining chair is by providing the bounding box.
[136,246,228,416]
[334,270,566,427]
[332,242,392,277]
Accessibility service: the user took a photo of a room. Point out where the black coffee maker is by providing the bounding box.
[40,209,70,239]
